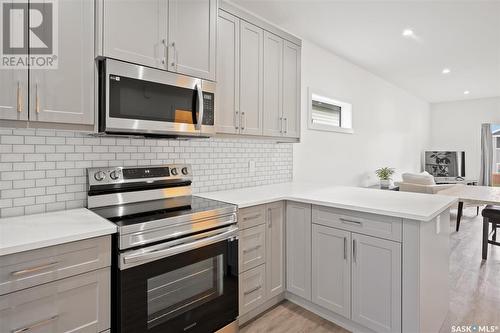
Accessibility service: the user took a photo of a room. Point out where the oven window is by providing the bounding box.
[109,75,197,124]
[147,255,223,329]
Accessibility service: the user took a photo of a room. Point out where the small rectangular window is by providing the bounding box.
[308,89,353,133]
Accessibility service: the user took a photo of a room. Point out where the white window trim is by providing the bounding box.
[307,88,353,134]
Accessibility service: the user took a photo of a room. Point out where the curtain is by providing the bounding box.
[479,123,493,186]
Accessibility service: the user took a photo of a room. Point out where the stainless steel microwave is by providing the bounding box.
[98,59,215,137]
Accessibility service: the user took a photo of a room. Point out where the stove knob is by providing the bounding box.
[171,168,178,176]
[110,170,120,180]
[181,167,189,175]
[94,171,106,181]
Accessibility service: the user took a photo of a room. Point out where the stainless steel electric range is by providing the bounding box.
[87,165,239,333]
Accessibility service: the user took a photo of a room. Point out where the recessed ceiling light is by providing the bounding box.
[464,90,470,95]
[442,68,451,74]
[402,29,414,37]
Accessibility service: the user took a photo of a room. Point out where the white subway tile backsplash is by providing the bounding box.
[0,130,293,218]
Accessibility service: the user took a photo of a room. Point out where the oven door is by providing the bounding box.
[116,226,238,333]
[101,59,215,137]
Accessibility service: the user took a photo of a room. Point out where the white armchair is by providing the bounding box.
[396,172,457,194]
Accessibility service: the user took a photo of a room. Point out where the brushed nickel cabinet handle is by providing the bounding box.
[353,239,357,263]
[17,82,23,113]
[243,245,261,253]
[244,285,262,296]
[11,261,59,276]
[344,237,347,260]
[279,116,283,133]
[241,112,246,130]
[242,213,260,221]
[340,217,363,226]
[11,315,59,333]
[235,111,239,130]
[284,117,288,134]
[268,208,272,228]
[35,84,40,113]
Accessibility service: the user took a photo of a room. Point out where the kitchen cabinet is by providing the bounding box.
[351,233,401,333]
[265,201,285,299]
[239,224,266,272]
[239,264,266,315]
[0,70,28,121]
[30,0,94,125]
[312,224,350,318]
[262,32,283,137]
[282,41,301,138]
[0,268,110,333]
[286,202,311,300]
[239,21,264,136]
[168,0,217,80]
[216,10,240,134]
[101,0,216,81]
[102,0,165,69]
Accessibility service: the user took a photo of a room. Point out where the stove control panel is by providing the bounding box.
[87,164,192,186]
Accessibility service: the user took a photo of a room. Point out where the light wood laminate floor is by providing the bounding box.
[240,207,500,333]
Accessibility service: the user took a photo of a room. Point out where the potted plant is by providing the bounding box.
[375,167,395,189]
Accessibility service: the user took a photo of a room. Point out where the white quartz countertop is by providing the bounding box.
[198,182,458,221]
[0,208,117,256]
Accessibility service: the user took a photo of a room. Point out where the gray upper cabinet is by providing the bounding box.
[262,32,283,137]
[216,10,240,134]
[282,41,301,138]
[102,0,166,69]
[29,0,94,125]
[239,21,264,136]
[0,69,28,121]
[168,0,217,81]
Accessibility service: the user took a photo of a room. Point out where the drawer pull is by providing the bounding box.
[340,217,363,226]
[11,261,59,277]
[243,245,262,253]
[242,213,261,221]
[244,285,262,295]
[12,315,59,333]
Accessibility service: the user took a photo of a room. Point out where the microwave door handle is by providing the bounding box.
[195,83,204,130]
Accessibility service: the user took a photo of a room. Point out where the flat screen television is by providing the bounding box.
[424,151,465,179]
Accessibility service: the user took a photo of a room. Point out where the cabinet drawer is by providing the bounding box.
[239,264,266,316]
[239,224,266,272]
[0,236,111,296]
[239,205,266,230]
[312,206,402,242]
[0,268,110,333]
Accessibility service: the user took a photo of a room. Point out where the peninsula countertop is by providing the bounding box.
[198,182,458,221]
[0,208,117,256]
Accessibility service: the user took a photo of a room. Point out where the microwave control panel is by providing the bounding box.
[202,92,215,126]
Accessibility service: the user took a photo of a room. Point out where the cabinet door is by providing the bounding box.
[239,224,266,272]
[262,32,283,137]
[352,233,401,333]
[102,0,165,69]
[239,21,263,136]
[0,268,110,333]
[312,225,350,318]
[282,41,301,138]
[216,10,239,134]
[286,202,311,300]
[0,69,28,121]
[265,201,284,298]
[168,0,217,81]
[29,0,94,125]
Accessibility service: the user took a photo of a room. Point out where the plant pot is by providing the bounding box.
[380,179,391,189]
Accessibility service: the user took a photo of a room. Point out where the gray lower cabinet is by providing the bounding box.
[0,268,110,333]
[239,224,266,272]
[0,69,28,121]
[286,202,312,300]
[265,201,285,298]
[351,233,401,333]
[312,224,351,318]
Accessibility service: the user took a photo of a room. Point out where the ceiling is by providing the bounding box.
[231,0,500,103]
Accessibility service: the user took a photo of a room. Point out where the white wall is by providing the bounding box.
[430,97,500,180]
[294,41,431,185]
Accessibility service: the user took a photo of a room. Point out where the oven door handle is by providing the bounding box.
[121,226,238,268]
[195,82,204,131]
